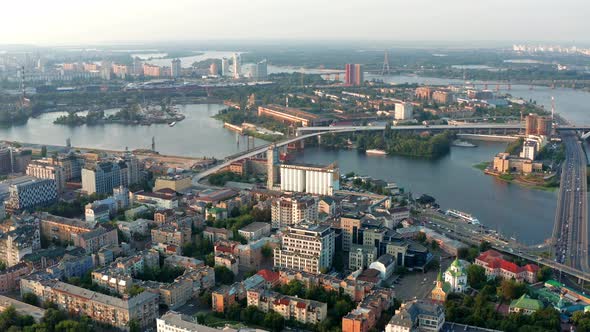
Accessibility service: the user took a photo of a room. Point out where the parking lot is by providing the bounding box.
[393,255,453,301]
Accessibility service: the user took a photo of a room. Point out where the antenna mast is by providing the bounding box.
[380,50,391,76]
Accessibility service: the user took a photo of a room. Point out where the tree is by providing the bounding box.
[55,320,90,332]
[22,293,39,306]
[467,265,487,290]
[261,244,273,258]
[262,311,285,332]
[128,319,141,332]
[214,266,235,285]
[497,279,526,300]
[479,241,492,252]
[536,266,553,282]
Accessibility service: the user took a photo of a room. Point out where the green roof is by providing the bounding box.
[510,294,543,311]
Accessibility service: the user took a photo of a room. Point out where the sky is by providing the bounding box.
[0,0,587,45]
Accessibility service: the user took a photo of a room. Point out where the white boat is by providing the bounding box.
[445,209,480,224]
[452,140,477,148]
[168,121,176,127]
[366,149,387,155]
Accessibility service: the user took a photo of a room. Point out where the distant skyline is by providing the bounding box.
[1,0,588,46]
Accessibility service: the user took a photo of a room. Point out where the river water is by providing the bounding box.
[293,74,590,244]
[1,70,589,243]
[0,104,265,158]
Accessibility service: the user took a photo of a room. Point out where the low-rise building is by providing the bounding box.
[0,222,41,267]
[215,253,239,276]
[247,287,327,324]
[154,174,192,193]
[20,278,159,331]
[385,300,445,332]
[368,254,396,281]
[475,250,538,283]
[342,288,395,332]
[203,227,232,242]
[131,189,178,209]
[0,262,31,292]
[157,311,239,332]
[38,212,95,244]
[238,222,271,241]
[72,225,118,253]
[117,218,150,238]
[151,224,191,247]
[509,294,543,315]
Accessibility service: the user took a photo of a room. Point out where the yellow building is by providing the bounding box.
[154,175,192,192]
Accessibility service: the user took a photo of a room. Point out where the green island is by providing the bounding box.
[317,126,455,159]
[54,103,184,126]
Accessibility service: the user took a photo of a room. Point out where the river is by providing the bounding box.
[2,70,590,243]
[0,104,265,159]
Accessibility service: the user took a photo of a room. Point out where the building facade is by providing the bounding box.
[274,223,335,274]
[271,195,318,229]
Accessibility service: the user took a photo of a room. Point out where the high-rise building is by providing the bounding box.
[82,161,121,195]
[232,53,240,79]
[270,195,318,229]
[415,87,433,100]
[525,114,552,136]
[267,145,279,189]
[143,63,161,77]
[26,160,66,193]
[100,61,112,80]
[132,57,143,76]
[345,64,363,86]
[221,58,230,76]
[280,163,340,196]
[432,90,452,104]
[4,177,58,212]
[394,102,413,120]
[209,62,219,76]
[253,59,267,81]
[273,223,335,274]
[171,58,182,78]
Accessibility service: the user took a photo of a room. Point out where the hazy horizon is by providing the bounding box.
[1,0,587,46]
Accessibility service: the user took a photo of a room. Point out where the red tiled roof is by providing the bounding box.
[476,249,539,275]
[257,269,280,283]
[296,302,307,309]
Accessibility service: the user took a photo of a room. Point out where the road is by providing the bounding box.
[553,131,589,272]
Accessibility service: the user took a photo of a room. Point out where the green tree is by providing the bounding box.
[128,319,140,332]
[22,293,39,306]
[497,279,526,300]
[536,266,553,282]
[214,266,235,285]
[467,265,487,290]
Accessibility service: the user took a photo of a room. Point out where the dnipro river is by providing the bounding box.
[293,74,590,244]
[0,104,266,159]
[1,70,589,243]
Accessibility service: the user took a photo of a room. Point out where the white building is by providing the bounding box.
[26,160,65,194]
[274,223,335,274]
[394,102,413,120]
[386,300,445,332]
[520,140,537,160]
[232,53,240,79]
[157,311,239,332]
[270,195,318,229]
[221,58,230,77]
[368,254,396,280]
[280,163,340,196]
[444,258,469,293]
[171,58,181,78]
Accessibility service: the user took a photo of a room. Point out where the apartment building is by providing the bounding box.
[0,223,41,266]
[20,279,159,331]
[273,223,335,274]
[4,177,57,212]
[247,287,327,324]
[72,225,118,253]
[151,224,191,247]
[38,212,95,244]
[271,195,318,229]
[82,161,122,195]
[26,160,66,193]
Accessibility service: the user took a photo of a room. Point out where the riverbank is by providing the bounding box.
[475,164,560,192]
